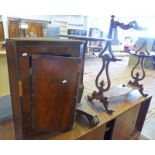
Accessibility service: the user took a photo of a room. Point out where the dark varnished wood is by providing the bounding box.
[31,55,80,132]
[6,43,23,139]
[6,38,85,139]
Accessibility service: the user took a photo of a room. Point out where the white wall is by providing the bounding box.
[117,16,155,43]
[88,16,110,37]
[2,16,8,39]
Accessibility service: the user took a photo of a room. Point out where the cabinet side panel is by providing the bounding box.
[6,43,23,139]
[77,42,86,103]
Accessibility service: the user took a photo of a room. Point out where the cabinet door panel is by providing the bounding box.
[31,55,80,132]
[111,104,141,140]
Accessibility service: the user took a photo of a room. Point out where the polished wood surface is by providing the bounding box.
[0,90,151,140]
[6,38,85,139]
[31,55,80,132]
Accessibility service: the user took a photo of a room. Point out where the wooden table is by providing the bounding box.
[0,90,151,140]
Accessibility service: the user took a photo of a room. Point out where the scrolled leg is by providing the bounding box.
[128,56,147,97]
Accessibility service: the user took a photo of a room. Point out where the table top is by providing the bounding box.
[0,89,150,140]
[59,34,111,42]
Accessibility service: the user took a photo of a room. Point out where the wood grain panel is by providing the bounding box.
[111,104,141,140]
[31,55,80,132]
[8,20,21,38]
[28,22,44,37]
[77,124,106,140]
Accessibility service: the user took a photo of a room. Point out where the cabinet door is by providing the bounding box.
[19,54,80,133]
[31,55,80,132]
[111,104,141,140]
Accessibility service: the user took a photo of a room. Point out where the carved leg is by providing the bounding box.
[87,91,97,102]
[76,106,99,127]
[100,98,114,114]
[87,91,114,114]
[128,55,148,97]
[139,87,148,97]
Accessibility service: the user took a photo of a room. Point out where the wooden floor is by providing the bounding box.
[0,56,155,140]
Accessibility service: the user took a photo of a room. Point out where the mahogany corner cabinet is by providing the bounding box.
[6,38,86,139]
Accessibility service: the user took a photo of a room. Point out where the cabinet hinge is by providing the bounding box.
[18,80,23,97]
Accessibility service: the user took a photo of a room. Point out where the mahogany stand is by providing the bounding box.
[128,37,150,97]
[88,15,147,114]
[88,54,119,114]
[128,58,148,97]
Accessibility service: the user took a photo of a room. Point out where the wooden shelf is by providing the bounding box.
[0,90,151,140]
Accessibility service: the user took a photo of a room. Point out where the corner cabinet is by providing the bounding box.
[6,38,86,139]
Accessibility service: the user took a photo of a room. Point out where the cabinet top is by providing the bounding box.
[6,37,85,45]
